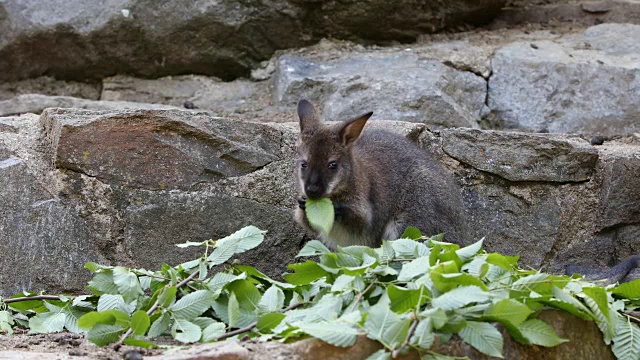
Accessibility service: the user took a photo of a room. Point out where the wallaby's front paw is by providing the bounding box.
[297,196,307,210]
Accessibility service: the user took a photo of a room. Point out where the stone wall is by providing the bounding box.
[1,108,639,295]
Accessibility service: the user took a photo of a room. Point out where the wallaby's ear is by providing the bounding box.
[339,112,373,146]
[297,99,320,132]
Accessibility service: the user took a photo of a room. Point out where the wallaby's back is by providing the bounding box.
[351,129,468,245]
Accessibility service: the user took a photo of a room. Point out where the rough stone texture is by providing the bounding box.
[1,108,640,295]
[0,114,100,295]
[0,0,505,82]
[101,75,272,115]
[153,341,249,360]
[123,189,302,273]
[0,94,179,117]
[597,145,640,229]
[0,76,100,101]
[43,109,281,190]
[488,23,640,136]
[492,0,640,29]
[442,129,599,182]
[274,53,488,128]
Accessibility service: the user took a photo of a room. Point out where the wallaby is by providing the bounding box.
[566,255,640,285]
[293,99,468,249]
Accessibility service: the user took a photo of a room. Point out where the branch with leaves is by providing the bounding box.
[2,224,640,360]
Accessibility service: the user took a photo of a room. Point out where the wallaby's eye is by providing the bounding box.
[300,161,308,169]
[328,161,338,169]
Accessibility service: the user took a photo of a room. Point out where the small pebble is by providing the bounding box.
[183,100,198,109]
[591,136,606,145]
[530,43,539,49]
[123,349,144,360]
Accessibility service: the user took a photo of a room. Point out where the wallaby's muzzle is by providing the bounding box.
[303,171,325,199]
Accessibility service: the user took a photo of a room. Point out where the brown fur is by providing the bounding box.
[294,99,469,249]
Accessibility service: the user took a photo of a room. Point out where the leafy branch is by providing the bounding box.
[1,225,640,360]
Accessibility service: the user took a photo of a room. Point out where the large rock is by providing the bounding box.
[0,94,179,117]
[0,114,99,295]
[0,76,100,101]
[442,129,598,182]
[101,75,272,116]
[488,23,640,136]
[0,0,505,82]
[43,109,282,190]
[274,53,487,128]
[2,108,640,295]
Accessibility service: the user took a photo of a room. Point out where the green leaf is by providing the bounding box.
[298,240,331,257]
[28,310,66,334]
[169,290,216,320]
[158,286,177,308]
[88,271,119,295]
[227,280,262,311]
[458,321,504,358]
[258,286,285,313]
[64,306,91,333]
[305,198,334,235]
[148,312,170,338]
[397,256,430,282]
[611,319,640,360]
[283,260,329,285]
[381,241,395,262]
[584,286,616,344]
[583,286,611,322]
[192,317,216,329]
[113,267,144,301]
[484,299,532,326]
[228,292,240,329]
[382,318,411,350]
[387,285,428,314]
[517,319,568,347]
[455,238,484,261]
[296,321,358,347]
[432,272,487,293]
[97,294,134,314]
[364,301,411,349]
[421,308,447,329]
[131,310,150,336]
[77,311,116,329]
[171,319,202,343]
[432,286,490,311]
[366,349,392,360]
[85,262,112,272]
[202,322,226,342]
[486,253,518,270]
[510,273,551,295]
[401,226,422,240]
[207,272,242,291]
[207,226,267,266]
[257,313,286,333]
[410,319,434,349]
[103,309,131,328]
[392,238,428,258]
[612,279,640,299]
[543,295,592,321]
[87,324,123,346]
[123,338,158,349]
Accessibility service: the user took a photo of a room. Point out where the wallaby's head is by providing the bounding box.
[295,99,373,200]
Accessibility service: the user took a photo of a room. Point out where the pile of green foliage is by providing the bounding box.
[1,224,640,359]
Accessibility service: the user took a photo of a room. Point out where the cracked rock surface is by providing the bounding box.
[1,108,639,295]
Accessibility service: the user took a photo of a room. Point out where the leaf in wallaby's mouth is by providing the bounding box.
[305,197,334,235]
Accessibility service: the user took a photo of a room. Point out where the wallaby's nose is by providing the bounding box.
[305,184,323,199]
